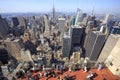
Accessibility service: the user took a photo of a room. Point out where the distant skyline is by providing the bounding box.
[0,0,120,14]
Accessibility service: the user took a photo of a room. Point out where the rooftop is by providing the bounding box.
[21,68,120,80]
[111,34,120,38]
[58,18,65,20]
[71,25,83,28]
[93,31,105,35]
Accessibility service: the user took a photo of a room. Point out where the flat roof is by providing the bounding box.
[92,31,105,35]
[58,18,65,20]
[71,25,83,28]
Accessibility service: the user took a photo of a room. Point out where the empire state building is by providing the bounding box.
[52,4,56,23]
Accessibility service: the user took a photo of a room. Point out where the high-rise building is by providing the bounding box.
[52,4,56,23]
[70,25,84,47]
[0,16,9,39]
[0,47,9,64]
[110,26,120,34]
[62,33,71,58]
[58,18,66,35]
[4,39,24,61]
[98,34,120,63]
[12,17,19,26]
[83,27,97,49]
[2,18,9,32]
[23,32,30,43]
[75,8,83,25]
[18,17,27,30]
[105,35,120,77]
[103,14,113,31]
[103,14,112,25]
[99,25,109,37]
[29,29,36,41]
[43,15,50,37]
[21,49,33,62]
[85,31,106,61]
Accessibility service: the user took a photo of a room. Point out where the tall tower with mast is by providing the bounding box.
[52,3,56,23]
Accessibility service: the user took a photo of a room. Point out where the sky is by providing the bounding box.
[0,0,120,14]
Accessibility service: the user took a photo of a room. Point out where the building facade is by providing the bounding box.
[97,34,119,63]
[70,25,83,47]
[5,39,24,61]
[85,31,106,61]
[58,18,66,36]
[62,33,71,58]
[105,35,120,77]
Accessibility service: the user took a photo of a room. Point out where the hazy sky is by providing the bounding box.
[0,0,120,14]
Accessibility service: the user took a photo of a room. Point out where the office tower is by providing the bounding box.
[12,17,19,26]
[75,8,83,25]
[37,16,44,29]
[43,15,50,37]
[58,18,66,35]
[82,17,88,26]
[0,48,9,64]
[70,25,83,47]
[80,27,86,48]
[24,40,37,54]
[100,26,109,35]
[85,31,106,61]
[71,17,76,25]
[23,32,30,43]
[103,14,112,25]
[21,49,33,62]
[4,39,24,61]
[18,17,27,30]
[0,16,9,39]
[29,29,36,41]
[98,34,120,63]
[83,26,97,49]
[52,4,56,23]
[105,36,120,77]
[62,33,71,58]
[0,15,1,18]
[103,14,113,31]
[2,18,9,32]
[110,26,120,34]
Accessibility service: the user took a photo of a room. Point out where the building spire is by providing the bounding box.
[52,1,56,23]
[92,6,94,16]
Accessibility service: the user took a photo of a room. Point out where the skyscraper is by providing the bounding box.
[62,33,71,58]
[110,26,120,34]
[23,32,30,43]
[18,17,27,30]
[103,14,112,25]
[105,35,120,77]
[5,39,24,61]
[75,8,83,25]
[43,14,50,37]
[58,18,66,35]
[98,34,120,63]
[85,31,106,61]
[52,4,56,23]
[0,16,9,39]
[12,17,19,26]
[0,48,9,64]
[70,25,84,47]
[83,27,97,49]
[21,49,33,62]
